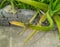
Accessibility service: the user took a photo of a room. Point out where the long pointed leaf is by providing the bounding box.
[54,15,60,39]
[16,0,48,12]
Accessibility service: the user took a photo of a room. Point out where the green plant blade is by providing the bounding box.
[29,10,40,23]
[10,0,17,14]
[16,0,48,12]
[54,15,60,40]
[0,0,6,8]
[26,12,54,31]
[24,30,37,45]
[24,10,41,45]
[23,11,54,45]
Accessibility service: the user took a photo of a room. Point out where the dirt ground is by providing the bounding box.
[0,26,60,47]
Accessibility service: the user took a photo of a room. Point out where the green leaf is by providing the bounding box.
[54,15,60,40]
[26,12,54,31]
[0,0,6,8]
[16,0,48,12]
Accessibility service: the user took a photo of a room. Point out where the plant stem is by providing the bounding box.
[23,10,40,45]
[10,0,16,14]
[26,12,54,31]
[29,10,40,23]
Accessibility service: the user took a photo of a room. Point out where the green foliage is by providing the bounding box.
[16,0,48,12]
[0,0,60,45]
[54,15,60,39]
[16,0,60,44]
[0,0,36,10]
